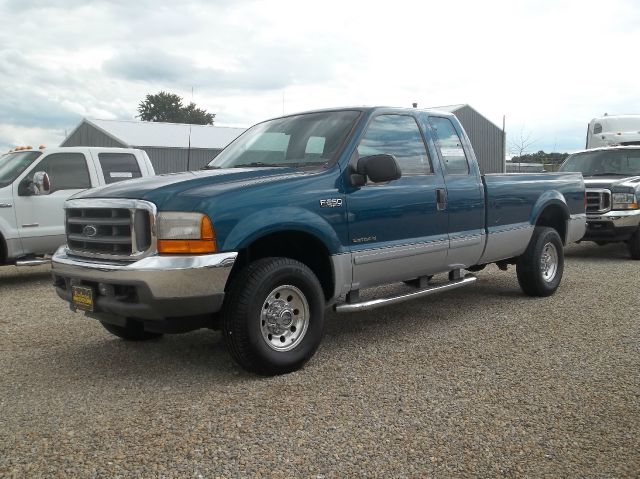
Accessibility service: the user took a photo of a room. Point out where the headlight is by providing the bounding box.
[156,212,216,254]
[612,193,638,210]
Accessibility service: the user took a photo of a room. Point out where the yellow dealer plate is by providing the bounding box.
[71,285,94,312]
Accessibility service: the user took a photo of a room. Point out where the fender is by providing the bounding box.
[529,190,570,225]
[222,206,345,254]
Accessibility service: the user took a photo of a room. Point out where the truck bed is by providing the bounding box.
[479,172,585,264]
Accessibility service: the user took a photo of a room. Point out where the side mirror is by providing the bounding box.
[33,171,51,195]
[351,154,402,186]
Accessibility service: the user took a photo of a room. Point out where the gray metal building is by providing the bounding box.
[429,104,505,173]
[61,119,246,174]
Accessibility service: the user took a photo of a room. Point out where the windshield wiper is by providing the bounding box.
[232,162,285,168]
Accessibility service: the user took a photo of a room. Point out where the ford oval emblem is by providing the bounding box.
[82,225,98,237]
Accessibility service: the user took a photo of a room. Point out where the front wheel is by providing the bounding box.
[222,257,326,375]
[516,227,564,297]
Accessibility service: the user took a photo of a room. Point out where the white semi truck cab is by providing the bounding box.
[0,146,155,266]
[586,115,640,149]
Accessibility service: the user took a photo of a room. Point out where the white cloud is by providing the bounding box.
[1,0,639,153]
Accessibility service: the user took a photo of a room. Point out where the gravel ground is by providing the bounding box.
[0,242,638,477]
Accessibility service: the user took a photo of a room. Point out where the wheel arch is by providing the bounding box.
[531,192,570,244]
[227,229,336,301]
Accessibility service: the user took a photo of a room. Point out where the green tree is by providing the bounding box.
[182,102,215,125]
[137,91,215,125]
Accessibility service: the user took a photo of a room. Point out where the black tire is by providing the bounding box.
[100,321,163,341]
[516,227,564,297]
[222,257,326,375]
[627,228,640,260]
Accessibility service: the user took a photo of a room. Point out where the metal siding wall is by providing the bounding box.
[61,123,125,148]
[452,106,505,174]
[138,147,221,174]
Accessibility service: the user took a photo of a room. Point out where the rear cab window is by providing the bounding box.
[428,116,470,175]
[98,153,142,184]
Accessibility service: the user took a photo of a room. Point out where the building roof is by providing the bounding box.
[428,104,466,113]
[428,104,503,131]
[67,118,246,149]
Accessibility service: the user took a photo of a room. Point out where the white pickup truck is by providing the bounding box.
[0,147,155,266]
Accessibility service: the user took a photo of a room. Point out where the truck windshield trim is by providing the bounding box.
[206,110,362,170]
[559,149,640,177]
[0,151,43,188]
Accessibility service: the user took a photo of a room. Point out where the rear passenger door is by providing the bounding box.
[427,116,485,268]
[346,113,449,289]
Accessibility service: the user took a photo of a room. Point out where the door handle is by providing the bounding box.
[436,188,447,211]
[0,203,12,208]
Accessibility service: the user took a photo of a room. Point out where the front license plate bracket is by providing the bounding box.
[71,285,94,312]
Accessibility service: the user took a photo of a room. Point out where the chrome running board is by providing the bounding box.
[335,274,477,313]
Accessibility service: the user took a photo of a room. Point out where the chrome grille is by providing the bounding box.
[64,199,156,260]
[586,189,611,214]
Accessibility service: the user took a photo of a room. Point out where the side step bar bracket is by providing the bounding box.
[335,274,477,314]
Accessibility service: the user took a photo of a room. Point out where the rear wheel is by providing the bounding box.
[516,227,564,297]
[100,321,163,341]
[222,257,326,375]
[627,228,640,260]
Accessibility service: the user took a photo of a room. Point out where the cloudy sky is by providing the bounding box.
[1,0,639,155]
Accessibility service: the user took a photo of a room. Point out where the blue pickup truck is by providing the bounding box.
[52,107,586,374]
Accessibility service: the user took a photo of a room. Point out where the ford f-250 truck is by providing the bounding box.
[51,107,586,375]
[559,145,640,258]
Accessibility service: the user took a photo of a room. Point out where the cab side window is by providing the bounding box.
[98,153,142,184]
[24,153,91,192]
[357,114,431,176]
[429,117,470,175]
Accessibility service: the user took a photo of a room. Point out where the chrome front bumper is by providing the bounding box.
[584,209,640,241]
[587,209,640,228]
[52,246,237,320]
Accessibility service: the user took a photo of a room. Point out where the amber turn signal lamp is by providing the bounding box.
[157,216,217,254]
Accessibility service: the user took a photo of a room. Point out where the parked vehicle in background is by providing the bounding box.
[51,107,586,375]
[0,147,155,266]
[559,145,640,259]
[586,114,640,149]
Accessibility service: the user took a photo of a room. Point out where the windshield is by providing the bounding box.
[207,110,361,170]
[559,149,640,176]
[0,151,43,188]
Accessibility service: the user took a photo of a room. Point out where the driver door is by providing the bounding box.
[13,151,95,255]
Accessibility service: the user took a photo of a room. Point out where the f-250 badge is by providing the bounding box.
[319,198,343,208]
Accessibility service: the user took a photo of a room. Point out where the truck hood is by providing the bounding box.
[583,176,640,190]
[72,167,304,208]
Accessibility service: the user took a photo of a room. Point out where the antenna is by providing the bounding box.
[187,86,193,171]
